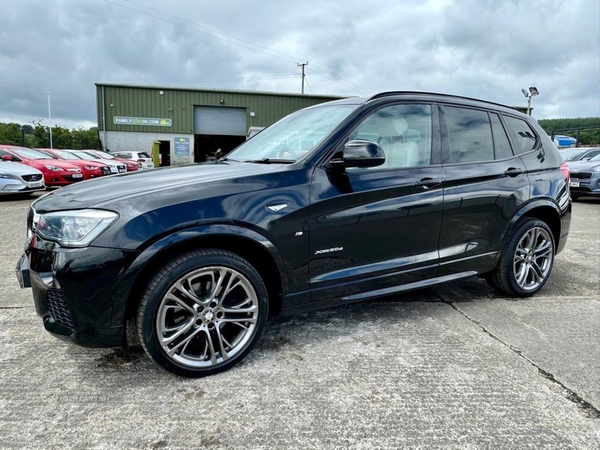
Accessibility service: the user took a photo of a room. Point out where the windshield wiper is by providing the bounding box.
[243,158,296,164]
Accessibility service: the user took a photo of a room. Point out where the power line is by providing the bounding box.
[98,0,369,95]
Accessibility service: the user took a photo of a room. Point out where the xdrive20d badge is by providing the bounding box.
[16,92,571,377]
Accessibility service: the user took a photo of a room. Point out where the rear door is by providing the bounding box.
[438,105,529,276]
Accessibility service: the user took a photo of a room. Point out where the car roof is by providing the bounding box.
[313,91,528,117]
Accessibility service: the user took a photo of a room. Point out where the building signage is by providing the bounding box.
[174,137,190,155]
[113,116,172,127]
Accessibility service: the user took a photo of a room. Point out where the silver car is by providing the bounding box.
[0,161,45,196]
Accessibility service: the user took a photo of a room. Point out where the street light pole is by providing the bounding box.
[42,91,52,148]
[521,86,539,116]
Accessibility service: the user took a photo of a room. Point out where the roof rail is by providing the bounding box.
[368,91,513,110]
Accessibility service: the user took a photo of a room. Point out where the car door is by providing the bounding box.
[307,103,444,305]
[437,105,529,276]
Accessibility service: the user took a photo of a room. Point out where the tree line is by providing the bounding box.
[538,117,600,146]
[0,121,101,149]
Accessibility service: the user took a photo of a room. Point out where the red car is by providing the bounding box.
[0,146,84,187]
[81,150,141,172]
[36,148,112,179]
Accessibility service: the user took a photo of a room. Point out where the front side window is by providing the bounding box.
[348,104,432,169]
[503,115,538,154]
[444,107,494,163]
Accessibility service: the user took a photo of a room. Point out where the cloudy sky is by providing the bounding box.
[1,0,598,129]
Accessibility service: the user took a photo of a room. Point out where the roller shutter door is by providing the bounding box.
[194,106,247,135]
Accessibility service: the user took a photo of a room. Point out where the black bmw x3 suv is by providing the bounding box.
[17,92,571,377]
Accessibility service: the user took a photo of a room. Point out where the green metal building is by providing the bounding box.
[96,83,346,166]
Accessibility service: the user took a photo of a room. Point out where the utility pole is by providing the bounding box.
[297,61,308,94]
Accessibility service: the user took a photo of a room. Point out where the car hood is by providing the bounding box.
[0,162,43,176]
[568,160,600,171]
[32,161,289,212]
[26,159,82,170]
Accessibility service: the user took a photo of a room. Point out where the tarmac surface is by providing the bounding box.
[0,192,598,449]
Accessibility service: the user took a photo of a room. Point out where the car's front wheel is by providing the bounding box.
[137,249,268,377]
[486,218,555,297]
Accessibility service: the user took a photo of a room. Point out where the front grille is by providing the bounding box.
[47,289,74,328]
[22,174,43,182]
[570,172,592,179]
[63,175,84,182]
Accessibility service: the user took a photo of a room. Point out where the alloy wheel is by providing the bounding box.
[512,226,553,291]
[156,266,259,368]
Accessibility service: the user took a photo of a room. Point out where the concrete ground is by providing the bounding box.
[0,192,598,449]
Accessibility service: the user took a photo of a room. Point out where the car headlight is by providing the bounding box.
[0,173,17,179]
[44,165,61,171]
[593,165,600,172]
[85,165,97,170]
[36,209,119,247]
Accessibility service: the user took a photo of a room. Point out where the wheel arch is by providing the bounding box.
[115,225,287,330]
[506,200,562,251]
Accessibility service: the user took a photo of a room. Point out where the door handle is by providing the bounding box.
[504,167,523,177]
[415,178,442,188]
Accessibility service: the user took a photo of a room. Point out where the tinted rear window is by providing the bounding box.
[503,116,537,154]
[444,107,494,163]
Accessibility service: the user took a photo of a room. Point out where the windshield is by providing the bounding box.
[53,150,80,160]
[226,104,357,163]
[12,148,53,160]
[74,151,99,160]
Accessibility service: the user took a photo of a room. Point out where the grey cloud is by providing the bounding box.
[0,0,598,128]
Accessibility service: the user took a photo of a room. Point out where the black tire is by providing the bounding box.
[137,249,268,377]
[570,194,580,201]
[486,218,555,297]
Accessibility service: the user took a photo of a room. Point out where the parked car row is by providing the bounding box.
[0,146,155,195]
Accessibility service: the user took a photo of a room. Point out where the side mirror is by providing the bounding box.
[2,155,13,161]
[328,140,385,169]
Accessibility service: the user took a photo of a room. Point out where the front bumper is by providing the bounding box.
[44,173,85,186]
[16,241,139,347]
[569,173,600,197]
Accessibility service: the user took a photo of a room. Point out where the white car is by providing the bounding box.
[0,161,45,196]
[112,151,155,170]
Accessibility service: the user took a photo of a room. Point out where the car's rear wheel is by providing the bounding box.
[486,218,555,297]
[137,249,268,377]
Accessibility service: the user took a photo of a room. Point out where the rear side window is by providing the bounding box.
[444,107,494,163]
[490,113,514,160]
[503,116,537,154]
[139,152,151,158]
